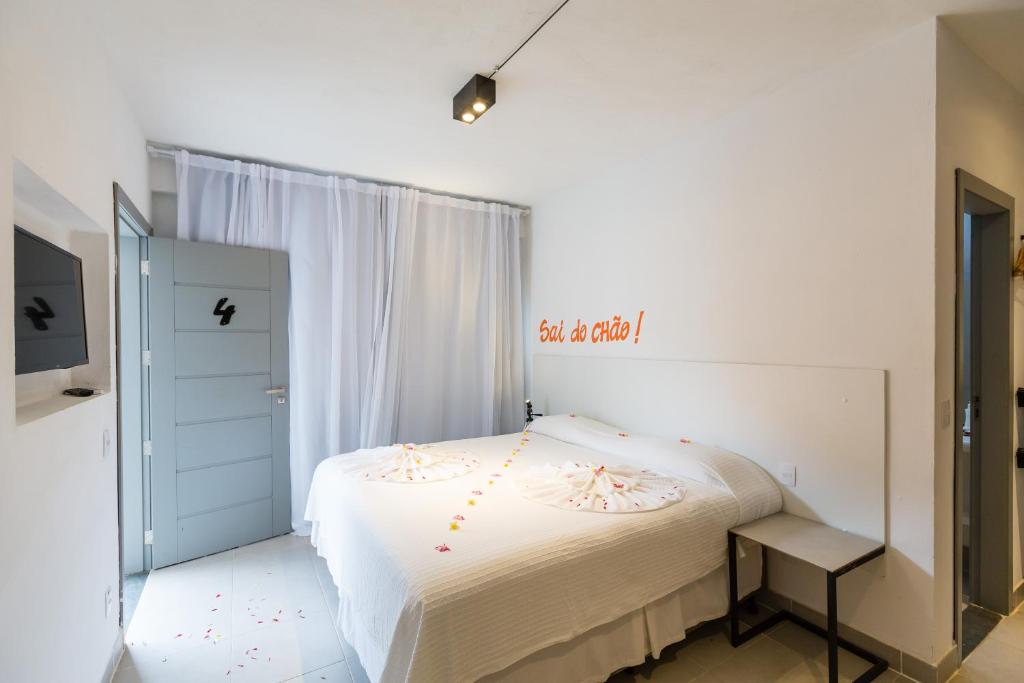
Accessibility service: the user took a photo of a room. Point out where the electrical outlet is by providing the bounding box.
[104,586,113,619]
[102,429,111,459]
[779,462,796,487]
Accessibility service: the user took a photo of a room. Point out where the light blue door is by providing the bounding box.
[149,238,290,568]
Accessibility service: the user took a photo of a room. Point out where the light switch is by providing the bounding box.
[102,429,112,459]
[779,462,796,487]
[940,399,952,429]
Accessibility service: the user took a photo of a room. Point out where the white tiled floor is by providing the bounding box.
[115,534,363,683]
[116,534,1021,683]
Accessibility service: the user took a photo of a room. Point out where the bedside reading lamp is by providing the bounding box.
[525,399,543,425]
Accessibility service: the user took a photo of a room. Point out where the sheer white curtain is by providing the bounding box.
[384,194,524,444]
[175,151,525,531]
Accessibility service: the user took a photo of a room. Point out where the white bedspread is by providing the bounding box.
[306,419,780,683]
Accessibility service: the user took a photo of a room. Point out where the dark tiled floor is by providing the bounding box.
[961,604,1000,659]
[606,616,913,683]
[954,602,1024,682]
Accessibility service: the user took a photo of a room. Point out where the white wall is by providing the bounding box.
[0,1,150,680]
[531,21,942,663]
[933,20,1024,659]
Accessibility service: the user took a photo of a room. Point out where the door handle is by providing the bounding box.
[265,387,287,395]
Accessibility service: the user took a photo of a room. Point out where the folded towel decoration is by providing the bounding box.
[516,461,687,512]
[340,443,480,483]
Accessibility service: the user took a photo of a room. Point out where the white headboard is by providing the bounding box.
[532,354,886,541]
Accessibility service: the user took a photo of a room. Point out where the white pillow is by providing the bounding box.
[527,414,622,444]
[676,442,782,525]
[616,436,782,525]
[529,414,782,525]
[528,415,713,486]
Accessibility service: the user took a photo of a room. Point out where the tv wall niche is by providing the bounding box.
[12,160,110,423]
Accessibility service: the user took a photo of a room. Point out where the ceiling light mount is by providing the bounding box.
[452,0,571,125]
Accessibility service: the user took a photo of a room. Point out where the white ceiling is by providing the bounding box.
[943,8,1024,95]
[95,0,1024,205]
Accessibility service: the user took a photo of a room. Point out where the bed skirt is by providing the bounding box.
[478,556,762,683]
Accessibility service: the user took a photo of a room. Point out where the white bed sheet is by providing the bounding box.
[306,428,779,683]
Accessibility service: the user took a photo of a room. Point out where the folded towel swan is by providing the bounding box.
[339,443,480,483]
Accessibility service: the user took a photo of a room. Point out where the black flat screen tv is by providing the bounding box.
[14,226,89,375]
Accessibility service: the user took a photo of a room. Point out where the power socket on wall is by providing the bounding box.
[778,462,796,487]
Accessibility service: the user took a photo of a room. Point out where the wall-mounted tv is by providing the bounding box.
[14,226,89,375]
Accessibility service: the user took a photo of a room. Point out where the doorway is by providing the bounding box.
[113,190,291,639]
[114,184,153,630]
[954,169,1016,660]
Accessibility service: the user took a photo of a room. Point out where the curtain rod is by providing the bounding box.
[147,142,531,214]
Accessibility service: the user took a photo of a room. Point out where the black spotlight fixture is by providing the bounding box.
[453,74,496,124]
[451,0,571,125]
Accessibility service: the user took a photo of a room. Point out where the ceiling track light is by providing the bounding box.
[452,0,572,125]
[453,74,496,124]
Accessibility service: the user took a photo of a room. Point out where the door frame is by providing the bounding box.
[113,183,153,628]
[953,168,1016,659]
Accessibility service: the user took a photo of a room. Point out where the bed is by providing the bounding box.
[305,414,782,683]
